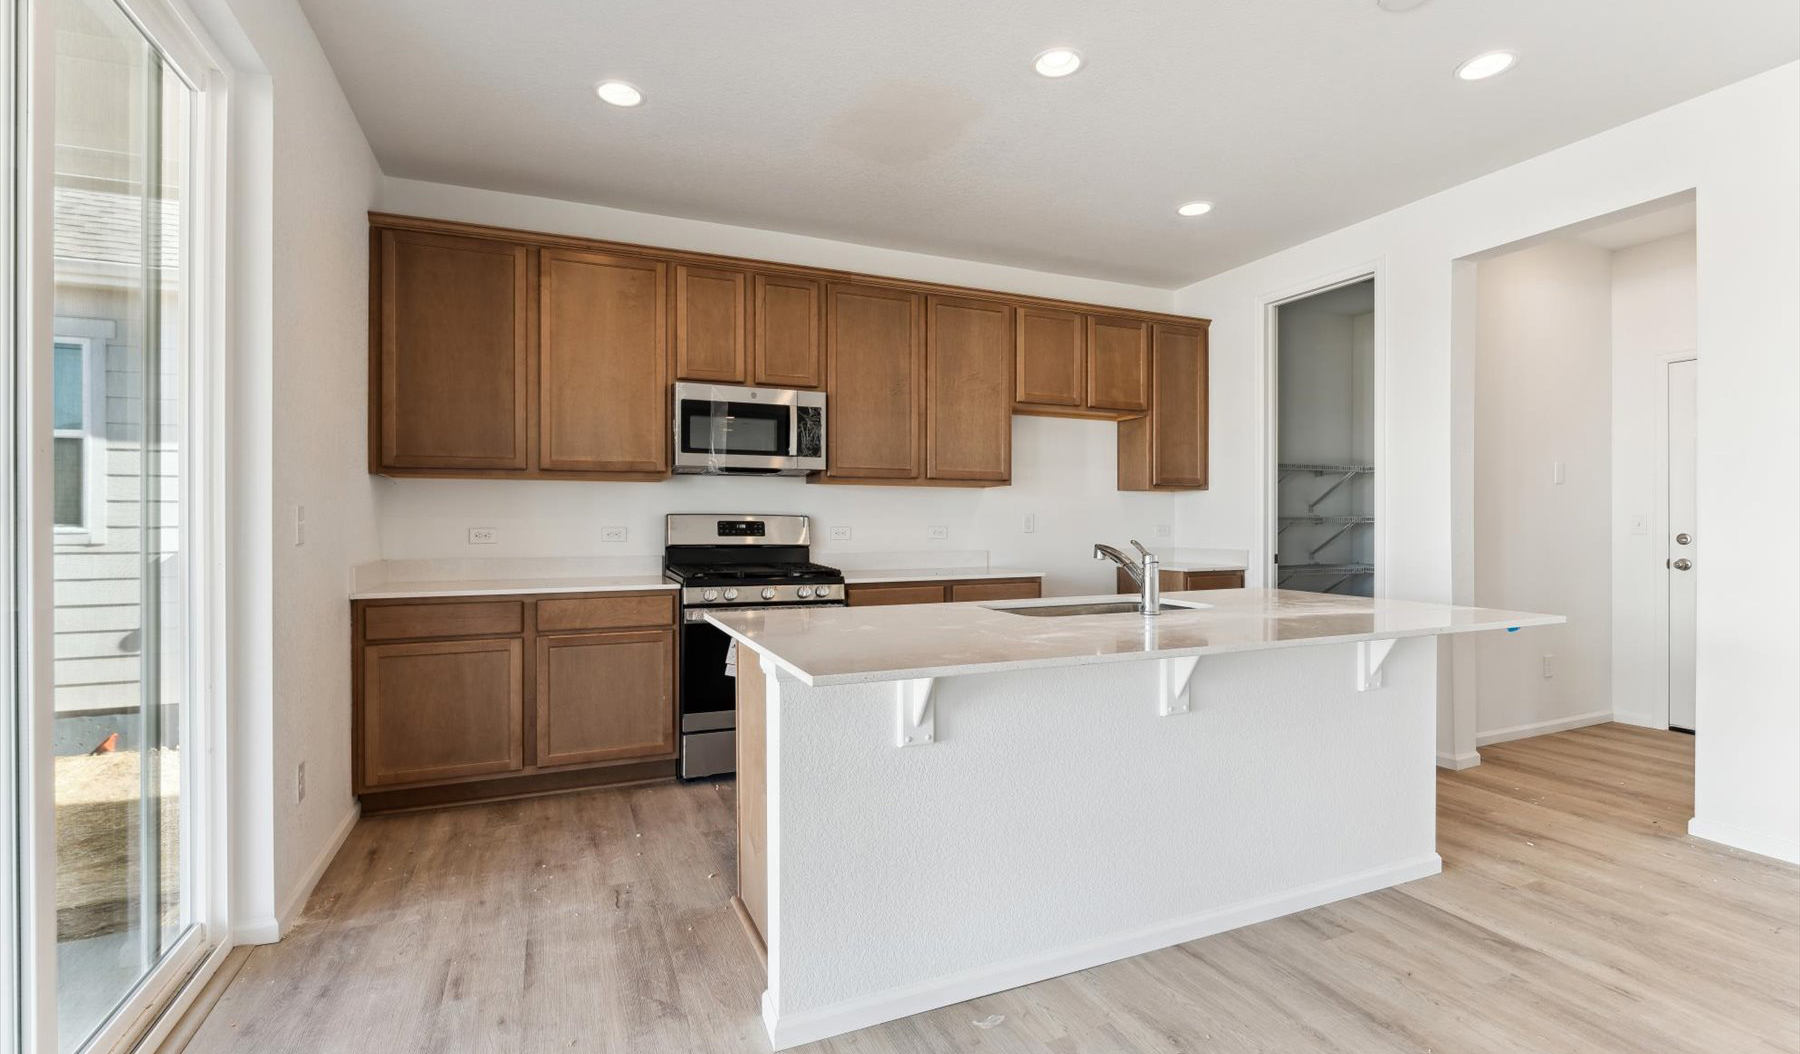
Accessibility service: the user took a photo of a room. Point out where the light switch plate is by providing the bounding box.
[1023,513,1036,534]
[601,526,628,543]
[467,527,497,545]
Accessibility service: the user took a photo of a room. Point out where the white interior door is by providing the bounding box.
[1666,359,1698,731]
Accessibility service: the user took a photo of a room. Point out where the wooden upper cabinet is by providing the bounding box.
[361,637,524,788]
[751,273,824,389]
[535,629,676,768]
[925,296,1013,483]
[538,248,670,475]
[1015,306,1086,409]
[1119,322,1209,490]
[1087,315,1151,413]
[376,230,530,471]
[672,264,748,384]
[823,283,923,480]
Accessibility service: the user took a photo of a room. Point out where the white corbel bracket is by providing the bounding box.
[1356,638,1398,692]
[1159,656,1200,716]
[896,677,937,747]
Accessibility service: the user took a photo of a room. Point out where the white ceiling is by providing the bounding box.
[297,0,1798,288]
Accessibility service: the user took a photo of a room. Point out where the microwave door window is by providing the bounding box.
[680,399,790,467]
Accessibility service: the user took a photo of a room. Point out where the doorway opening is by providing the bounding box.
[1455,192,1698,756]
[1272,278,1376,596]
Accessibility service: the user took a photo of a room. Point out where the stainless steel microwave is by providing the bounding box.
[672,383,826,475]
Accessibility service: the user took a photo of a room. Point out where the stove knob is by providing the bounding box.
[702,589,719,602]
[722,588,738,601]
[761,587,777,601]
[797,586,813,599]
[813,584,831,598]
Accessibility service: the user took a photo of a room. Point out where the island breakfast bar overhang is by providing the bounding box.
[713,588,1564,1050]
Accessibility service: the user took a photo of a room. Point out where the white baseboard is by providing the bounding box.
[1609,711,1662,730]
[1475,710,1612,747]
[232,801,360,946]
[1688,817,1800,865]
[1436,751,1481,770]
[763,852,1443,1051]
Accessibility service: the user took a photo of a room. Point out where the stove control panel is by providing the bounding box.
[680,583,844,606]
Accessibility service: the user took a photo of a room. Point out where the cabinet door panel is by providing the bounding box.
[926,296,1013,482]
[825,283,922,479]
[362,638,523,787]
[536,630,676,767]
[378,231,529,470]
[752,273,824,388]
[1087,315,1150,413]
[673,264,748,383]
[539,249,669,473]
[1015,307,1085,408]
[1149,324,1209,487]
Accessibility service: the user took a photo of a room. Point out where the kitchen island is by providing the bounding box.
[711,588,1562,1050]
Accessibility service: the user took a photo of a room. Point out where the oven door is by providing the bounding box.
[672,382,825,475]
[678,601,844,779]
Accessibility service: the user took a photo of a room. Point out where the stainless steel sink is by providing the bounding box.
[988,600,1208,617]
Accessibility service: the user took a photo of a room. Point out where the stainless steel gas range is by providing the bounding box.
[662,514,845,779]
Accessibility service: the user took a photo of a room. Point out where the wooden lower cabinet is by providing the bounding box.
[846,577,1041,607]
[353,591,678,810]
[1117,568,1245,594]
[536,630,676,767]
[361,637,524,788]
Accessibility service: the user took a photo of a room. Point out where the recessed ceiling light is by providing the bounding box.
[1033,48,1083,78]
[1455,50,1516,81]
[1176,201,1214,217]
[595,80,643,107]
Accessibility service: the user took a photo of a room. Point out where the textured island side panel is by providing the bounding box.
[762,639,1437,1044]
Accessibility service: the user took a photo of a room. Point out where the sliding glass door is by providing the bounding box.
[32,0,209,1050]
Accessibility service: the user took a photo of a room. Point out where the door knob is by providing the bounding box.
[1675,532,1692,545]
[1673,558,1693,571]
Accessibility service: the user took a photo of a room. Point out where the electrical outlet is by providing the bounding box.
[601,526,628,543]
[1023,513,1036,534]
[467,527,498,545]
[296,761,306,805]
[1542,654,1554,679]
[828,525,852,541]
[1155,524,1172,538]
[294,505,305,547]
[928,526,949,540]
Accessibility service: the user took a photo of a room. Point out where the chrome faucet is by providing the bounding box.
[1094,540,1161,615]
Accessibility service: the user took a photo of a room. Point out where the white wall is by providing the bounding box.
[1171,64,1800,862]
[1472,241,1614,743]
[209,0,382,940]
[1610,232,1697,728]
[371,178,1199,596]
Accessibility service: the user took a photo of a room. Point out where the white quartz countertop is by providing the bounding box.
[1155,559,1248,572]
[709,587,1563,686]
[350,575,675,600]
[842,567,1046,585]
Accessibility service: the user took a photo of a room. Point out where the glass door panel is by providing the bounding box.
[50,0,192,1049]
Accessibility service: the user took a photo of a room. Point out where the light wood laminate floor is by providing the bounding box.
[181,724,1799,1053]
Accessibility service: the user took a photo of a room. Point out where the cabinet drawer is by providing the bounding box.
[949,579,1041,603]
[1181,571,1243,590]
[847,583,948,607]
[536,593,675,633]
[364,601,524,641]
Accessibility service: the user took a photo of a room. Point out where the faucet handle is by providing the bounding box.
[1129,539,1155,561]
